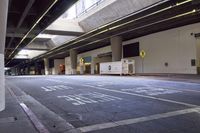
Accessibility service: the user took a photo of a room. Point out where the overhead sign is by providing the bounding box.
[140,50,146,58]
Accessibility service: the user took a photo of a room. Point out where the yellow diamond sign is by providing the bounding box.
[140,50,146,58]
[80,58,84,64]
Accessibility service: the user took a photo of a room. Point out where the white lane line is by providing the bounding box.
[7,87,50,133]
[78,107,200,133]
[46,79,70,84]
[164,87,200,93]
[143,85,200,93]
[47,79,198,107]
[0,117,15,123]
[135,77,200,86]
[82,85,198,108]
[41,87,52,92]
[20,103,50,133]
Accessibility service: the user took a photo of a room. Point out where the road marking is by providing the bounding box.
[20,103,50,133]
[41,85,73,92]
[47,79,198,107]
[135,77,200,86]
[82,85,198,107]
[7,87,50,133]
[149,86,200,93]
[78,107,200,132]
[58,92,122,106]
[0,117,16,123]
[121,87,181,96]
[41,87,52,92]
[47,78,200,93]
[46,79,70,84]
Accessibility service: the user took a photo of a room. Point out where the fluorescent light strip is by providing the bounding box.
[176,0,193,6]
[8,0,59,58]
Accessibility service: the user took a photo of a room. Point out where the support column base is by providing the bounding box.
[0,54,5,111]
[45,71,49,75]
[71,69,77,75]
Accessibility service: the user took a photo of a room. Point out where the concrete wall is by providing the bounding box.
[65,57,71,74]
[65,46,112,74]
[36,22,200,75]
[123,23,200,74]
[51,36,76,47]
[47,19,84,32]
[52,59,65,75]
[64,23,200,74]
[77,46,111,60]
[78,0,161,32]
[196,38,200,73]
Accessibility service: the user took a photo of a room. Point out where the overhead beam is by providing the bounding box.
[6,33,35,38]
[17,0,35,29]
[7,27,40,34]
[43,30,84,36]
[6,0,35,54]
[5,47,50,51]
[8,0,12,10]
[7,28,84,37]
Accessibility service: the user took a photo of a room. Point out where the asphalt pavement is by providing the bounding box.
[4,75,200,133]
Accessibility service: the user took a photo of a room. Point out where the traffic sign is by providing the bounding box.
[80,58,84,65]
[140,50,146,58]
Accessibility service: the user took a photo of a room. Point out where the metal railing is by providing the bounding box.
[75,0,105,18]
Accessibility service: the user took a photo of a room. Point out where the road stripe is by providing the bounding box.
[47,79,198,107]
[78,107,200,132]
[0,117,15,123]
[7,87,50,133]
[139,77,200,86]
[41,87,52,92]
[46,79,70,84]
[160,87,200,93]
[57,78,200,93]
[82,85,198,107]
[20,103,50,133]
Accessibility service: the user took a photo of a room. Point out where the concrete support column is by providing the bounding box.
[111,36,122,61]
[91,57,95,75]
[70,49,77,74]
[44,58,49,75]
[25,67,29,75]
[11,68,15,75]
[0,0,9,111]
[17,67,21,75]
[27,65,30,75]
[80,65,84,75]
[34,62,38,75]
[15,68,18,75]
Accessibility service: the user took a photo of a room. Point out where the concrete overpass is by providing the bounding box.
[1,0,200,133]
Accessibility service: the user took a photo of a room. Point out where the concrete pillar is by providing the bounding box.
[17,67,21,75]
[111,36,122,61]
[0,0,8,111]
[11,68,16,75]
[25,67,29,75]
[80,66,84,75]
[70,49,77,74]
[27,65,31,75]
[91,57,95,74]
[34,62,38,75]
[44,58,49,75]
[15,68,18,75]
